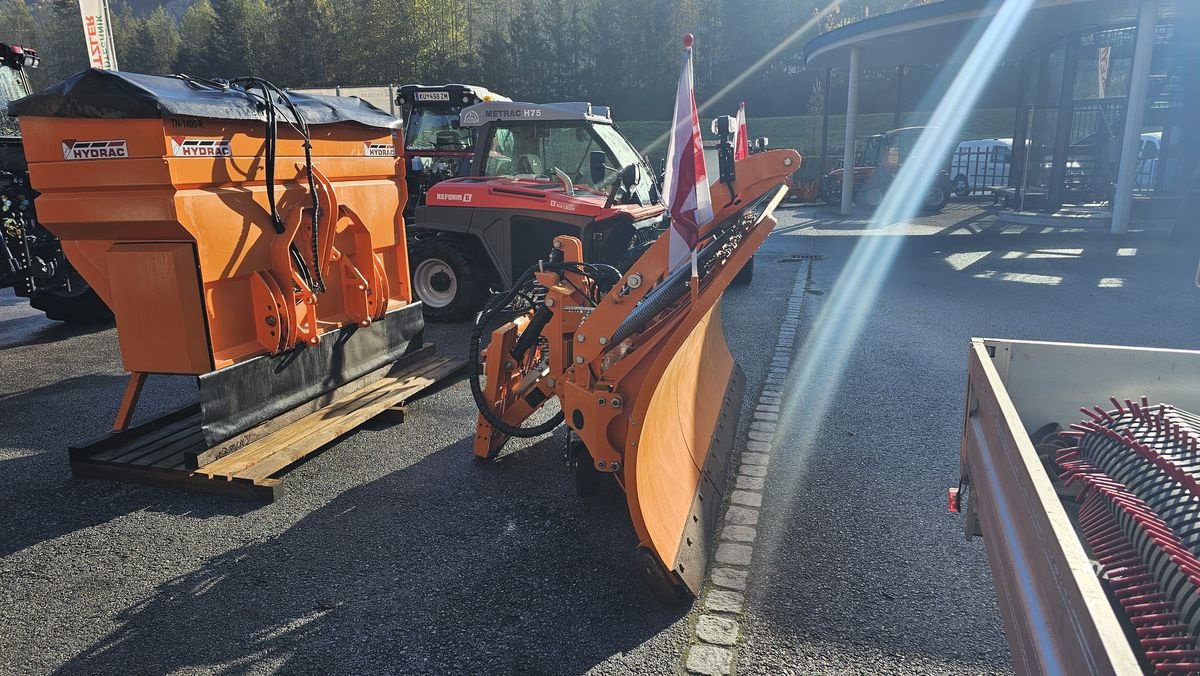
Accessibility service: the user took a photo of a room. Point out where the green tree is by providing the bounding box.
[129,6,180,75]
[111,2,142,71]
[210,0,269,76]
[269,0,337,86]
[0,0,37,47]
[35,0,89,84]
[175,0,218,77]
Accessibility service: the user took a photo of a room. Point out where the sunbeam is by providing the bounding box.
[771,0,1040,526]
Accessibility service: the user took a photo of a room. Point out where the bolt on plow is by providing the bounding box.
[469,149,800,601]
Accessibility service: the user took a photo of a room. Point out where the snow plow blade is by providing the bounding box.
[469,149,800,599]
[627,300,744,595]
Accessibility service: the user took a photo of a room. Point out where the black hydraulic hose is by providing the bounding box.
[468,264,564,439]
[510,303,553,362]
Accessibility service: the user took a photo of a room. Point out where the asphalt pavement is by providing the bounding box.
[1,202,1194,674]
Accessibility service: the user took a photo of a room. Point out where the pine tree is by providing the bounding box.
[210,0,269,77]
[176,0,218,77]
[129,6,180,75]
[36,0,90,84]
[111,2,142,71]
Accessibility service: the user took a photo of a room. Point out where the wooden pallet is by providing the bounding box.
[69,353,464,500]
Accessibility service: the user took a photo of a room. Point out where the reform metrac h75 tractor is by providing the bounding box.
[396,84,508,217]
[820,126,951,212]
[408,100,668,321]
[0,42,111,323]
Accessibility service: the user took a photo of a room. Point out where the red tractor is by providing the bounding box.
[408,101,669,321]
[396,84,508,217]
[819,126,951,212]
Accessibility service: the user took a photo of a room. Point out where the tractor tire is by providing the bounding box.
[410,237,488,322]
[859,180,886,210]
[953,174,972,197]
[731,255,754,286]
[29,286,113,324]
[922,182,950,212]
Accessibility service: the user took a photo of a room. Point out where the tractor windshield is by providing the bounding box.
[483,121,656,202]
[860,135,882,168]
[405,105,472,152]
[0,64,28,138]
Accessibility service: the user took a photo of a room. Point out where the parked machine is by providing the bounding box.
[820,126,951,212]
[469,143,800,601]
[396,83,508,216]
[0,42,111,323]
[950,137,1012,197]
[408,100,667,320]
[11,69,457,497]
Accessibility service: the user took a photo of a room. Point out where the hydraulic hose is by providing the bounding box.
[468,264,564,439]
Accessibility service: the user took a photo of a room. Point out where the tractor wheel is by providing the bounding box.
[410,237,488,322]
[922,183,950,212]
[953,174,972,197]
[29,285,113,324]
[859,180,886,210]
[634,546,689,604]
[731,255,754,286]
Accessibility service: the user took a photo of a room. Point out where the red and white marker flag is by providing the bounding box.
[662,33,713,275]
[734,102,750,161]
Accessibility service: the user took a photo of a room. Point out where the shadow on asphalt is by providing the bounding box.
[51,433,685,674]
[0,314,112,350]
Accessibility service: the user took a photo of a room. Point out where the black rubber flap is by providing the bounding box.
[198,303,424,446]
[9,69,397,128]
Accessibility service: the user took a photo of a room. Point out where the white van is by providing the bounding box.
[950,138,1012,196]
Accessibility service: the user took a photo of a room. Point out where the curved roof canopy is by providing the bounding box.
[804,0,1175,69]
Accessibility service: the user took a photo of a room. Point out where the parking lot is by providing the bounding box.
[2,202,1195,675]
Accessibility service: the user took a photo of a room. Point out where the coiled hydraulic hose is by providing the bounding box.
[468,262,565,439]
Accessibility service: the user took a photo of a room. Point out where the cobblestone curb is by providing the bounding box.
[683,258,813,676]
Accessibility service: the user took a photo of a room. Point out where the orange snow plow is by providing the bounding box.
[12,70,459,497]
[469,148,799,599]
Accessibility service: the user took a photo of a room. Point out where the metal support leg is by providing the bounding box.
[113,372,147,433]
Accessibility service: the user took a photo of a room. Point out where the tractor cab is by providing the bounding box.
[396,84,509,215]
[464,101,660,204]
[0,43,37,167]
[409,100,667,321]
[820,126,951,212]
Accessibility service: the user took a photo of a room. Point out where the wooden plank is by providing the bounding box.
[87,414,201,463]
[71,459,278,501]
[195,357,460,483]
[185,344,436,468]
[194,357,450,478]
[203,357,454,481]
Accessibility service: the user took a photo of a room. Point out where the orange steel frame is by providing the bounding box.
[473,149,800,586]
[19,115,412,431]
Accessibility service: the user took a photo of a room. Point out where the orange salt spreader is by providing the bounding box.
[11,70,433,458]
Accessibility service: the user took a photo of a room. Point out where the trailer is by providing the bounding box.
[957,337,1200,674]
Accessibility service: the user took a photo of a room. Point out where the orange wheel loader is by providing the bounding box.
[10,70,438,477]
[468,138,800,600]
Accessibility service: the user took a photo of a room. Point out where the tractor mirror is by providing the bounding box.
[590,151,608,184]
[621,163,641,190]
